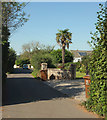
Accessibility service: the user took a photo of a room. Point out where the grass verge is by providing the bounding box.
[76,71,86,79]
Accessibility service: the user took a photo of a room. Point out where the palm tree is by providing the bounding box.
[56,29,72,68]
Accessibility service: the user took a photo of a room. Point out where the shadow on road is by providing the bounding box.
[2,68,68,106]
[13,68,33,74]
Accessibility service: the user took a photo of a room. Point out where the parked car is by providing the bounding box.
[23,64,28,69]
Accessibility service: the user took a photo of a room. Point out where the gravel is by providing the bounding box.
[43,79,86,102]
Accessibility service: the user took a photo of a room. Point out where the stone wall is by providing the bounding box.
[47,68,75,80]
[41,63,76,80]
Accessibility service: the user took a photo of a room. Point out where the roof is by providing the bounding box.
[70,50,92,58]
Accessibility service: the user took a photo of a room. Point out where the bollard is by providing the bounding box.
[83,75,91,98]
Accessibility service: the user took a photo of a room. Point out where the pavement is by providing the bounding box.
[2,68,99,118]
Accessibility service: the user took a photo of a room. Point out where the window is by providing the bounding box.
[78,52,87,56]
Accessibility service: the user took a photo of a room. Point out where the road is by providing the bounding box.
[2,68,98,118]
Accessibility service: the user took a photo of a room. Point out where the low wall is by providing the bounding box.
[47,68,75,80]
[40,63,76,80]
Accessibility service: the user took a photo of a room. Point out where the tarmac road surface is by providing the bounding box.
[2,68,98,118]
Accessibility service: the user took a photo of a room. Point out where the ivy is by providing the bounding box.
[85,3,107,117]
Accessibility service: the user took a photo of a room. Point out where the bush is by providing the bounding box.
[51,49,73,63]
[64,62,73,70]
[81,55,91,73]
[73,55,91,73]
[32,69,40,78]
[74,61,81,71]
[79,64,86,73]
[31,52,56,71]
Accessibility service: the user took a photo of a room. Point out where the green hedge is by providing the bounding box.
[84,4,107,117]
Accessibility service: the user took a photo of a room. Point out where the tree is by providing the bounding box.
[85,3,107,117]
[7,48,16,73]
[21,41,55,61]
[21,41,41,60]
[2,26,10,80]
[1,2,29,80]
[51,49,73,63]
[56,29,72,68]
[15,58,30,67]
[31,52,55,71]
[2,2,29,33]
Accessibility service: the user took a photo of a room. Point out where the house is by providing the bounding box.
[70,50,92,63]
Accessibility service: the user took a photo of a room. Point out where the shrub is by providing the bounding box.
[74,61,81,71]
[64,62,73,70]
[81,55,91,73]
[74,56,91,73]
[32,69,40,78]
[31,52,56,71]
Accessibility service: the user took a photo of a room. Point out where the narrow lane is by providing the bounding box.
[2,68,98,118]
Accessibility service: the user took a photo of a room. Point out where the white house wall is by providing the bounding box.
[73,57,82,63]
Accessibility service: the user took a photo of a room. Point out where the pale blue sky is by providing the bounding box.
[9,2,104,55]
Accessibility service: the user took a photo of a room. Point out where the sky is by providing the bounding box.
[9,2,105,55]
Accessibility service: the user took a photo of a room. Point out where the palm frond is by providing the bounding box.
[56,28,72,48]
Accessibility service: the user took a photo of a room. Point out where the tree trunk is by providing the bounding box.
[62,44,65,68]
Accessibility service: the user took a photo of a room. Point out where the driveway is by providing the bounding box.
[2,68,98,118]
[44,79,86,102]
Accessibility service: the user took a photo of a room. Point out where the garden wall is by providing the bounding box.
[47,68,72,80]
[41,63,76,80]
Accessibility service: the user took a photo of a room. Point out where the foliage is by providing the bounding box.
[20,51,31,61]
[31,52,56,71]
[1,2,29,81]
[7,48,16,73]
[73,55,91,73]
[76,71,86,79]
[21,41,39,60]
[72,61,84,72]
[79,55,91,73]
[51,49,73,63]
[56,29,72,68]
[85,3,107,117]
[15,58,30,67]
[21,41,55,61]
[55,62,73,70]
[20,42,55,77]
[30,44,55,78]
[32,69,41,78]
[64,62,73,70]
[79,64,86,73]
[2,26,10,80]
[2,2,29,34]
[74,61,81,71]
